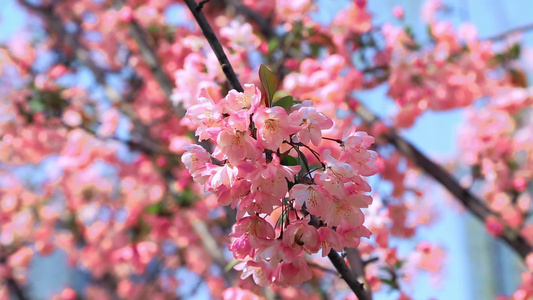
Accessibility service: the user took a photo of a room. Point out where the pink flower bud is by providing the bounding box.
[61,288,77,300]
[49,64,68,79]
[285,58,299,70]
[258,41,269,54]
[486,216,504,236]
[118,6,134,23]
[393,6,404,19]
[354,0,366,9]
[513,177,527,192]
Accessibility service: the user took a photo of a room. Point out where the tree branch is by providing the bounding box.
[114,0,185,116]
[0,254,28,300]
[183,0,243,93]
[5,278,27,300]
[224,0,276,39]
[307,262,339,275]
[356,104,532,259]
[483,23,533,42]
[345,248,372,300]
[327,250,369,300]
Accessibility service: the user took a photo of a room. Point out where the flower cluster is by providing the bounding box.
[182,82,378,286]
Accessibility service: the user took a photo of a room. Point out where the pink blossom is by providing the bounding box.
[272,258,313,286]
[282,219,320,253]
[223,84,261,113]
[290,100,333,145]
[253,106,299,151]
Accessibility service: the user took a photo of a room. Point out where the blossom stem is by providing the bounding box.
[307,262,339,275]
[322,137,343,144]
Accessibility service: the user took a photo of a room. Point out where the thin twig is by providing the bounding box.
[196,0,210,12]
[307,262,339,275]
[483,23,533,42]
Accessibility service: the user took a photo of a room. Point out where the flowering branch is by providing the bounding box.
[228,0,532,261]
[183,0,243,93]
[182,0,371,297]
[356,104,532,259]
[114,0,185,116]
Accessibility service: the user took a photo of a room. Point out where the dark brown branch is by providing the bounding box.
[5,278,27,300]
[183,0,243,93]
[224,0,276,39]
[356,105,532,259]
[196,0,211,12]
[345,248,372,300]
[327,250,369,300]
[0,254,28,300]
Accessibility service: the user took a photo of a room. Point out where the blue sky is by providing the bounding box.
[1,0,532,299]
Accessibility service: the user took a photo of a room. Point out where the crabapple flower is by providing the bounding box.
[182,81,378,287]
[223,84,261,113]
[282,219,320,254]
[185,90,224,141]
[220,20,260,51]
[253,106,300,151]
[290,100,333,145]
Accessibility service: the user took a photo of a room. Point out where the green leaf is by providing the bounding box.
[145,202,163,214]
[29,98,45,112]
[310,43,321,56]
[507,160,518,171]
[394,260,405,269]
[175,189,196,207]
[224,259,241,272]
[273,95,294,110]
[281,155,299,166]
[259,64,279,107]
[268,38,279,53]
[148,25,159,33]
[508,44,521,59]
[405,26,415,39]
[379,277,399,289]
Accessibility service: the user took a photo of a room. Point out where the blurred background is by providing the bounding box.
[1,0,532,299]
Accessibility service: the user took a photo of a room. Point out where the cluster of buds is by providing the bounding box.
[182,74,378,286]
